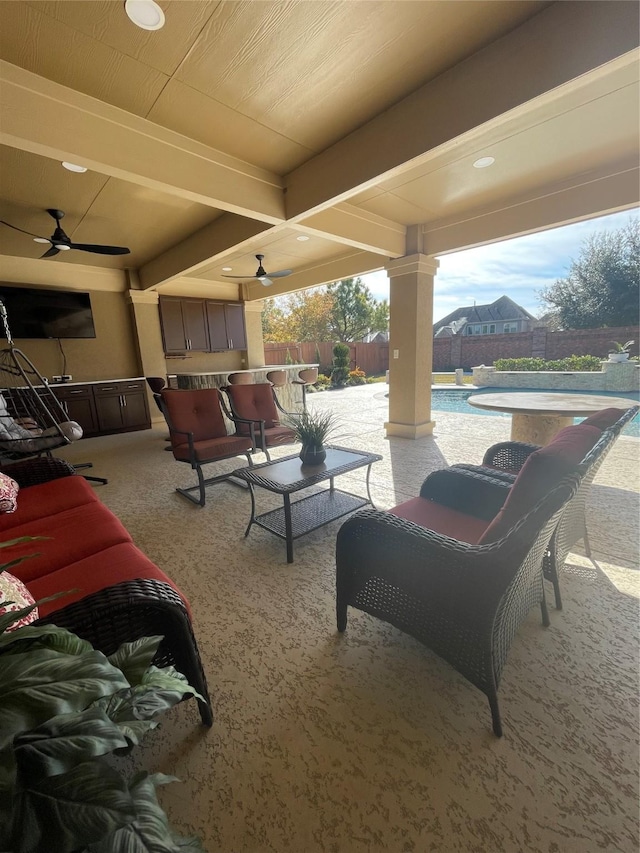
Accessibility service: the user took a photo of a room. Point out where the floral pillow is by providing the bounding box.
[0,471,19,514]
[0,571,38,630]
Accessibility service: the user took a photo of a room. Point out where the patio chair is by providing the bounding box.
[450,406,639,609]
[222,382,297,461]
[336,466,581,737]
[160,388,255,506]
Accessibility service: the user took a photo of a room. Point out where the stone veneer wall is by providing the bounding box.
[472,361,639,392]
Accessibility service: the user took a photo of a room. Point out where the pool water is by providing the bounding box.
[431,388,640,437]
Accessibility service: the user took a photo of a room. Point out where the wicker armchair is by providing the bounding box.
[451,406,638,609]
[336,469,580,736]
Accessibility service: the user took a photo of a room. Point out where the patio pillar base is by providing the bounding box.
[384,419,436,439]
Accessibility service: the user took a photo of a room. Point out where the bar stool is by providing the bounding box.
[266,369,287,387]
[293,367,318,410]
[227,372,254,385]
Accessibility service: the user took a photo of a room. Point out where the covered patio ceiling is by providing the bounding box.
[0,1,638,300]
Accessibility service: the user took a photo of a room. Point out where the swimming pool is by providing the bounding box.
[431,388,640,437]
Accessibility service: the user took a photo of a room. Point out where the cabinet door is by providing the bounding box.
[159,298,187,353]
[182,300,209,351]
[53,387,99,436]
[118,382,150,429]
[94,393,125,432]
[225,304,246,350]
[206,302,228,350]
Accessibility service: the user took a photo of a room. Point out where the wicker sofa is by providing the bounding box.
[0,456,212,725]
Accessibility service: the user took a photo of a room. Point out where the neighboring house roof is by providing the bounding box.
[433,296,536,333]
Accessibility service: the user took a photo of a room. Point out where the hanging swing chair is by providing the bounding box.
[0,299,104,482]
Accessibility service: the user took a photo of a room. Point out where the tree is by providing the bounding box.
[262,288,334,341]
[327,278,389,342]
[539,220,640,328]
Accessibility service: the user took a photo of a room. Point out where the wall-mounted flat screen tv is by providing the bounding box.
[0,285,96,339]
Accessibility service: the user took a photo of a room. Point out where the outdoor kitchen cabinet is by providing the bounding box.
[159,297,210,354]
[206,302,247,351]
[92,380,151,434]
[53,384,99,437]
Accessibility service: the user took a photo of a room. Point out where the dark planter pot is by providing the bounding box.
[300,445,326,466]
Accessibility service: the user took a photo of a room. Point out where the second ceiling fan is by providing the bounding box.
[222,254,291,287]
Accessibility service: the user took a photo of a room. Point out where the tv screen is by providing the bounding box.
[0,286,96,339]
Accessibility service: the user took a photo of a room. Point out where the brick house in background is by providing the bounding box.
[433,295,537,338]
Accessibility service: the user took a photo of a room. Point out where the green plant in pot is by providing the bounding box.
[287,409,337,466]
[607,340,634,362]
[0,538,205,853]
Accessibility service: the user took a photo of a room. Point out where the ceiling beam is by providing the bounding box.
[284,1,640,218]
[422,157,640,256]
[0,60,285,224]
[138,214,276,290]
[295,203,406,257]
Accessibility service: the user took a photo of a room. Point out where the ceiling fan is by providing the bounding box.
[0,208,131,258]
[222,254,292,287]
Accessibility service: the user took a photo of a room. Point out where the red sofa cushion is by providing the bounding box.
[479,424,602,544]
[29,541,190,619]
[5,501,132,583]
[0,475,98,534]
[389,497,488,544]
[580,407,626,431]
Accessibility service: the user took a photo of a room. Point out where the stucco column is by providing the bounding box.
[127,290,166,424]
[384,254,439,439]
[244,300,266,367]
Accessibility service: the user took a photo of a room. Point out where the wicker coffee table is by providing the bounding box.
[232,446,382,563]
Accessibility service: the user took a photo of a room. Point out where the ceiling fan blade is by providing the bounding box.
[41,246,61,258]
[258,276,273,286]
[0,219,47,240]
[221,274,252,279]
[267,269,292,278]
[69,242,131,255]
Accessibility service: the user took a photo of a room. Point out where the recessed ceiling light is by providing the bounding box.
[296,235,310,242]
[473,156,495,169]
[124,0,165,30]
[62,162,87,173]
[222,266,232,271]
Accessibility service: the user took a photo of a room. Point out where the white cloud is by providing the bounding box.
[360,209,638,323]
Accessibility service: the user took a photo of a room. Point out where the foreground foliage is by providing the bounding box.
[494,355,603,372]
[0,541,204,853]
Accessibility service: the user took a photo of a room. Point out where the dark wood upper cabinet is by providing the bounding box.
[160,297,246,354]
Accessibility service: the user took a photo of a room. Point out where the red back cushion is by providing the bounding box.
[228,384,279,435]
[161,389,228,444]
[479,424,602,544]
[580,407,626,431]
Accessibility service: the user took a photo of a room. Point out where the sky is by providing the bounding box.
[360,209,638,324]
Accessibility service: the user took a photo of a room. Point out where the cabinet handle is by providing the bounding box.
[229,338,233,349]
[69,389,83,394]
[101,386,116,391]
[122,395,127,407]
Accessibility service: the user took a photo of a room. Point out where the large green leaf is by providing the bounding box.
[14,707,129,778]
[92,665,202,725]
[11,758,135,853]
[0,623,92,656]
[84,772,204,853]
[0,649,129,750]
[107,636,163,687]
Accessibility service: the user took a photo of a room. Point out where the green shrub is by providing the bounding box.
[314,373,331,390]
[494,355,602,372]
[330,343,351,388]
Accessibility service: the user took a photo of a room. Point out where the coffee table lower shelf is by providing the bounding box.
[251,489,371,557]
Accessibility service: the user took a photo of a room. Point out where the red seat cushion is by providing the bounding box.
[172,434,253,462]
[479,424,602,544]
[263,424,296,447]
[5,502,132,583]
[0,475,98,534]
[580,407,626,431]
[161,389,229,445]
[228,384,280,435]
[28,541,190,618]
[389,497,489,544]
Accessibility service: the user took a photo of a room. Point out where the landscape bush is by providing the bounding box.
[330,343,351,388]
[346,367,367,386]
[493,355,602,372]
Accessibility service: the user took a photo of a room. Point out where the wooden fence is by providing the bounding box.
[264,341,389,376]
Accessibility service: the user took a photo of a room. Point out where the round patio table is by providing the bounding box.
[467,391,634,445]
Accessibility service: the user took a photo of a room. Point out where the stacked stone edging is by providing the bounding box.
[472,360,639,392]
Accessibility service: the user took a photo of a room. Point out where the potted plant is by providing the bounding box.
[287,409,337,466]
[607,340,634,362]
[0,539,204,853]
